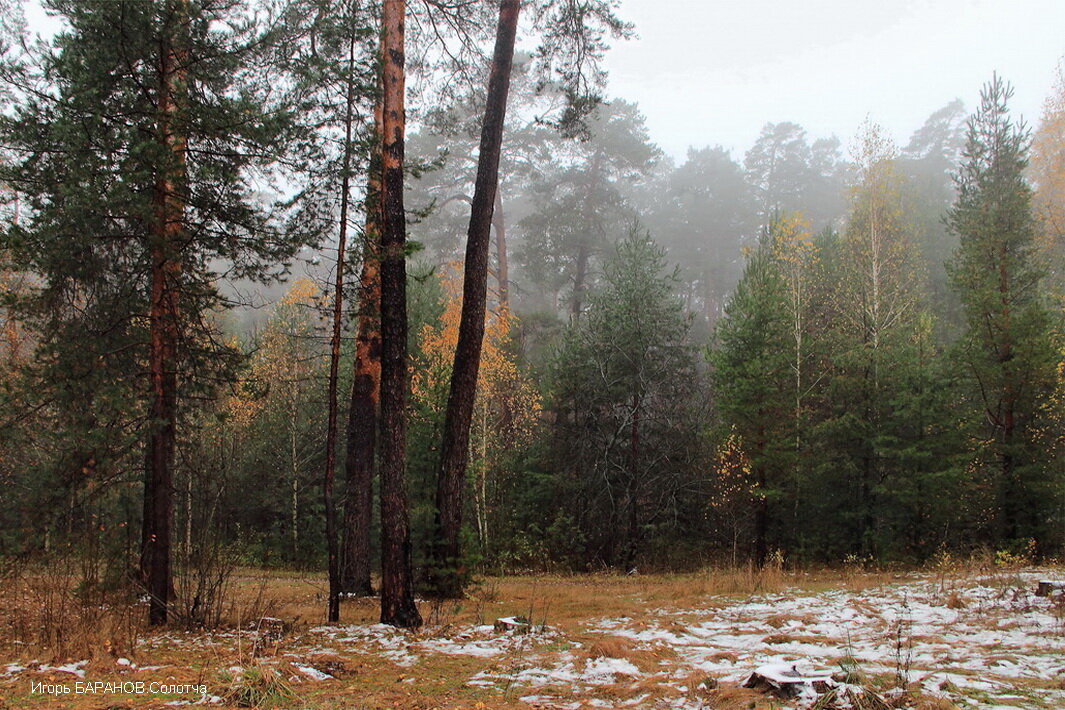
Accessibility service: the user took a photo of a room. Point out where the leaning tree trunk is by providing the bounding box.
[341,72,384,599]
[378,0,420,628]
[142,2,188,627]
[429,0,521,599]
[321,25,360,624]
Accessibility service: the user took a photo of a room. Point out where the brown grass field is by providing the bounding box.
[0,561,1061,709]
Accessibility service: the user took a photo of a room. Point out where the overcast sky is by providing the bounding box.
[20,0,1064,164]
[603,0,1065,161]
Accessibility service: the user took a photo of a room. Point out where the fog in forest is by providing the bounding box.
[0,1,1062,708]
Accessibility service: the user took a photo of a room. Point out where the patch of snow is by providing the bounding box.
[749,661,833,685]
[587,572,1065,707]
[582,656,640,681]
[39,660,88,678]
[292,663,332,681]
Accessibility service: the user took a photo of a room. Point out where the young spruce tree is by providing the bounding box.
[710,231,792,566]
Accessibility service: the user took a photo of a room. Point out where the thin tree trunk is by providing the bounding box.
[493,190,509,310]
[143,2,187,627]
[291,391,299,557]
[998,249,1016,542]
[754,426,768,568]
[378,0,420,628]
[571,151,601,321]
[626,392,640,569]
[572,240,589,320]
[341,65,384,599]
[184,472,191,560]
[430,0,521,599]
[322,17,360,625]
[478,404,488,549]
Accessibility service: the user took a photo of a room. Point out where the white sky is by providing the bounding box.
[602,0,1065,161]
[20,0,1064,163]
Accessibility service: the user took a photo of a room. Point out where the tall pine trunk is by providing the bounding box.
[341,73,384,599]
[143,1,188,627]
[378,0,420,628]
[430,0,521,599]
[322,24,360,624]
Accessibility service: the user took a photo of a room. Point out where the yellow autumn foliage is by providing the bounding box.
[1031,63,1065,305]
[222,278,322,429]
[412,263,541,546]
[413,263,541,447]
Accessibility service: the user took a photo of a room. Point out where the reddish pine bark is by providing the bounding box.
[378,0,420,628]
[341,79,383,599]
[142,2,188,627]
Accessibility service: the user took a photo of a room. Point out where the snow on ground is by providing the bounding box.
[292,662,333,681]
[37,660,88,678]
[572,570,1063,708]
[234,571,1065,708]
[431,571,1062,708]
[309,620,548,668]
[4,571,1059,708]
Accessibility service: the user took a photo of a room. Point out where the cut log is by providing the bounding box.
[494,615,531,633]
[1035,580,1065,597]
[743,662,834,697]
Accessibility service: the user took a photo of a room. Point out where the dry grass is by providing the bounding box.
[0,563,830,709]
[704,683,778,709]
[943,590,966,609]
[2,562,1059,709]
[760,632,830,645]
[913,698,962,710]
[218,662,295,708]
[579,634,677,674]
[765,611,817,628]
[583,635,635,660]
[0,556,144,662]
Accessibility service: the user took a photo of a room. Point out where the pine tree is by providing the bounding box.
[551,228,703,568]
[429,0,521,600]
[947,75,1060,549]
[377,0,421,629]
[833,123,922,555]
[0,0,308,624]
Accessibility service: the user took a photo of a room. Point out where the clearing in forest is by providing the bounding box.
[1,566,1062,709]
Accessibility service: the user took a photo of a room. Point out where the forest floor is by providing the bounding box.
[0,564,1062,709]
